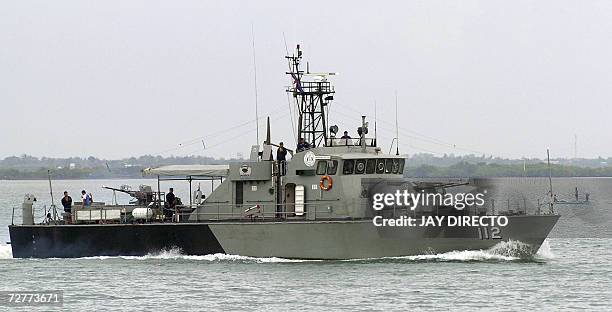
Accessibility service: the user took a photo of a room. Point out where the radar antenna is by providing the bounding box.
[286,45,336,147]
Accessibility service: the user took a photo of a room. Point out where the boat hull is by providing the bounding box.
[8,215,559,259]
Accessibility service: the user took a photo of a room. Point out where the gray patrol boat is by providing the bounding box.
[8,45,559,259]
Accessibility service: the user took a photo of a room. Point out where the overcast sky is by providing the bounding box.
[2,0,611,160]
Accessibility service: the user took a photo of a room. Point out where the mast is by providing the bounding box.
[286,45,335,147]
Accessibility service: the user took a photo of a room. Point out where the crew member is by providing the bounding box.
[81,190,92,207]
[166,188,176,209]
[61,191,73,213]
[297,138,310,152]
[277,142,288,175]
[341,131,351,139]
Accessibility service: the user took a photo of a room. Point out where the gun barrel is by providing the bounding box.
[102,186,135,195]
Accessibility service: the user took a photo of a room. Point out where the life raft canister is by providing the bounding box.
[319,175,333,191]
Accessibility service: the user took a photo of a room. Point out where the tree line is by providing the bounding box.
[1,153,611,179]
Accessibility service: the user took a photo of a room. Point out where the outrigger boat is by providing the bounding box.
[8,46,559,259]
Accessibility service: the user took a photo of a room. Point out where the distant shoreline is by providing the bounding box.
[2,157,612,179]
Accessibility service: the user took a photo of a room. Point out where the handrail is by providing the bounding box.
[187,202,333,222]
[11,196,553,226]
[60,202,335,224]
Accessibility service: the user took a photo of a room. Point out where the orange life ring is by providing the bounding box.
[319,175,333,191]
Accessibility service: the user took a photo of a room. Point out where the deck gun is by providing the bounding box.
[102,184,156,206]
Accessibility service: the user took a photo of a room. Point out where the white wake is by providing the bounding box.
[76,248,315,263]
[0,244,13,259]
[535,239,555,260]
[353,240,548,262]
[1,240,554,263]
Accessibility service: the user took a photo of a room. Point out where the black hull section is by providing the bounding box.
[9,224,225,258]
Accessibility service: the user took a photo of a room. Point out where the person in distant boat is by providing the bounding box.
[81,190,92,207]
[585,193,590,202]
[277,142,288,175]
[61,191,73,213]
[297,138,310,152]
[166,188,176,209]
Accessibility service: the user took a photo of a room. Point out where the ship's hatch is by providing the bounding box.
[285,183,296,214]
[235,181,243,207]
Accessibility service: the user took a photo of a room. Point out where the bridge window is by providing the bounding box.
[343,159,355,174]
[366,159,376,174]
[355,159,366,174]
[316,161,327,175]
[392,159,400,174]
[398,159,405,173]
[376,159,385,174]
[327,160,338,175]
[385,159,393,173]
[342,158,404,175]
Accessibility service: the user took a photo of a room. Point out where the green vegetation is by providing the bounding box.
[0,166,144,180]
[1,154,611,179]
[0,154,241,180]
[407,161,612,178]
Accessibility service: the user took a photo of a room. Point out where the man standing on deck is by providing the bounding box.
[277,142,288,176]
[81,190,92,207]
[166,188,176,209]
[166,188,177,221]
[61,191,72,213]
[62,191,73,223]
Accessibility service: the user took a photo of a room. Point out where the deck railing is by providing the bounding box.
[186,202,334,222]
[11,196,555,226]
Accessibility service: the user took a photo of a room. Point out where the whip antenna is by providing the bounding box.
[252,23,260,145]
[374,99,377,146]
[395,91,400,156]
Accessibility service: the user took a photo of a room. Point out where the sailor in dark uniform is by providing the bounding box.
[61,191,73,223]
[61,191,72,213]
[165,188,176,209]
[297,138,310,152]
[277,142,288,175]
